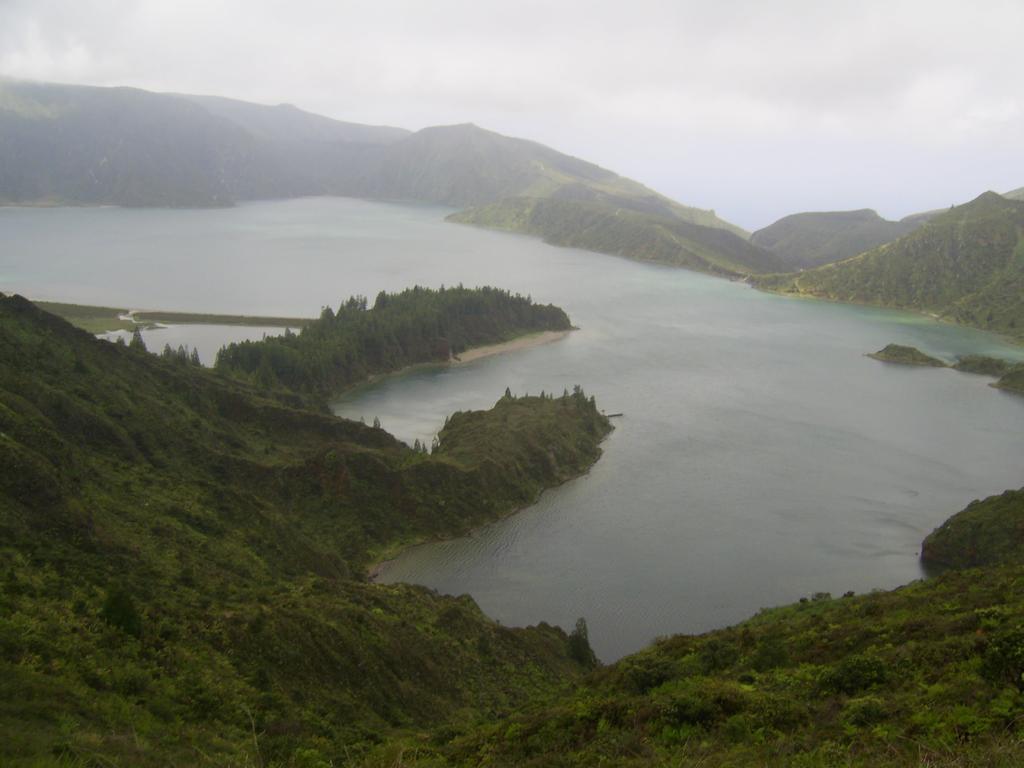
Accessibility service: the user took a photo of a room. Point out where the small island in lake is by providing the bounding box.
[949,355,1024,394]
[867,343,948,367]
[953,354,1014,376]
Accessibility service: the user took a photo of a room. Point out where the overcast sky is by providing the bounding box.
[1,0,1021,229]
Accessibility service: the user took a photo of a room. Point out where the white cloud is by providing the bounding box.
[0,0,1021,227]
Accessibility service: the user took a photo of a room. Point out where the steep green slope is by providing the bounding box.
[922,488,1024,570]
[449,196,781,276]
[216,286,572,395]
[375,490,1024,767]
[361,123,746,236]
[1004,187,1024,201]
[0,294,610,765]
[751,209,921,269]
[755,192,1024,339]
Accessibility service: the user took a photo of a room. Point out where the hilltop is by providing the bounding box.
[755,192,1024,339]
[0,293,610,764]
[751,209,921,269]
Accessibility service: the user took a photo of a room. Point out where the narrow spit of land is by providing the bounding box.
[32,300,313,334]
[453,329,572,364]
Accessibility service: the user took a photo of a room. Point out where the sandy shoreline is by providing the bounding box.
[453,329,572,364]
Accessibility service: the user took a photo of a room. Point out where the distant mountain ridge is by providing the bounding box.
[751,208,923,269]
[755,192,1024,338]
[0,78,771,274]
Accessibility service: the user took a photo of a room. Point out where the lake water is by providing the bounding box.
[3,197,1023,661]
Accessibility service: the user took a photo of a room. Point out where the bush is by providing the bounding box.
[99,586,142,638]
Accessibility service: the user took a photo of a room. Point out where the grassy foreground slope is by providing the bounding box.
[0,294,610,765]
[375,489,1024,767]
[750,209,921,269]
[755,192,1024,339]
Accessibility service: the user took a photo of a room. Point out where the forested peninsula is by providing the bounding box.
[215,285,572,395]
[0,292,611,764]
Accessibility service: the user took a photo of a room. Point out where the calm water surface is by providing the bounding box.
[4,198,1023,660]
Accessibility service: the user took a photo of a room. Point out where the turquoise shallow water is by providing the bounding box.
[4,198,1023,661]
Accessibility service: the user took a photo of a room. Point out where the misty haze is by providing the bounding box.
[2,2,1023,766]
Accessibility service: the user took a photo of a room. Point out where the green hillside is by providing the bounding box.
[1004,187,1024,201]
[364,123,747,236]
[0,294,610,765]
[751,209,921,269]
[7,289,1024,767]
[922,488,1024,570]
[370,488,1024,767]
[755,192,1024,339]
[449,196,780,276]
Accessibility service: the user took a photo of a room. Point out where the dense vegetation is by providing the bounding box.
[366,488,1024,767]
[0,293,611,765]
[6,289,1024,767]
[867,344,948,367]
[922,488,1024,570]
[750,209,921,269]
[215,286,572,395]
[755,192,1024,339]
[449,196,781,276]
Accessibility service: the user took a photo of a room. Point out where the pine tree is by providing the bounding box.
[129,328,146,352]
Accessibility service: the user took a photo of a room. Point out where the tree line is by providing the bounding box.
[215,285,572,394]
